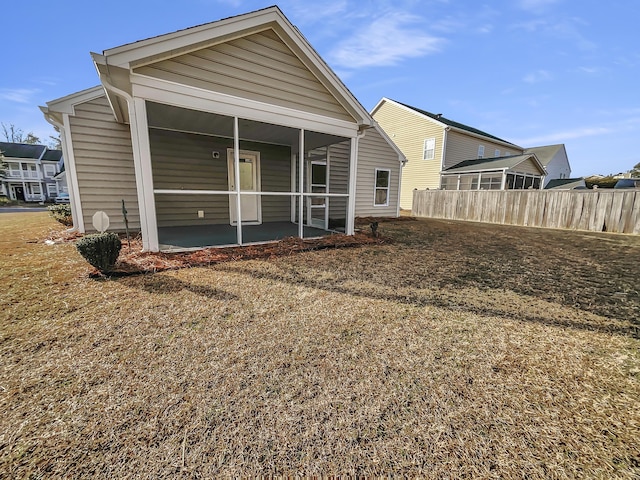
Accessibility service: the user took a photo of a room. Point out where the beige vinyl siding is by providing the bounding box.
[372,101,443,209]
[444,130,524,169]
[134,29,354,123]
[150,129,291,227]
[68,95,139,232]
[512,157,543,175]
[355,126,401,217]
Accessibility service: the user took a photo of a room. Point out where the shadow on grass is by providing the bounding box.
[217,262,640,340]
[121,274,239,301]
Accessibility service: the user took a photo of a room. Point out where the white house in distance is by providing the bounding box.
[0,142,64,202]
[371,98,572,209]
[41,7,406,252]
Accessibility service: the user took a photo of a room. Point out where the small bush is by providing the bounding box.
[0,195,11,206]
[76,233,122,272]
[48,204,73,226]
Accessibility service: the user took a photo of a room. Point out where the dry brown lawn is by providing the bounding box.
[1,212,639,478]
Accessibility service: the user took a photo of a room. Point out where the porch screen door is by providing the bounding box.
[308,161,328,229]
[228,150,261,224]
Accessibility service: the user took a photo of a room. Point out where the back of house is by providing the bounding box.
[42,7,405,252]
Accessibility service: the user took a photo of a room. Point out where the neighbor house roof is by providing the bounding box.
[380,99,520,148]
[0,142,46,159]
[442,153,545,174]
[545,178,586,190]
[524,144,565,166]
[42,149,63,162]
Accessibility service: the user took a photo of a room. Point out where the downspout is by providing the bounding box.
[397,156,406,217]
[440,127,450,189]
[346,127,366,235]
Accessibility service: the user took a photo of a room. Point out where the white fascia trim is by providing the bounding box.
[101,7,370,126]
[103,8,283,66]
[45,86,106,115]
[131,74,359,138]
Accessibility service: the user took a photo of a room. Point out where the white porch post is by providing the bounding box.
[233,116,243,245]
[290,153,296,223]
[298,129,304,239]
[129,97,159,251]
[345,134,360,236]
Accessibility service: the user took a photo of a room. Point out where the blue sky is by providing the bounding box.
[2,0,639,176]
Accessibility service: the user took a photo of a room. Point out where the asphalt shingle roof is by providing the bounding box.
[442,154,540,173]
[0,142,46,159]
[393,100,519,147]
[524,144,563,167]
[0,142,62,162]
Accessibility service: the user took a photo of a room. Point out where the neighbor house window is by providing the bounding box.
[504,151,511,156]
[44,164,57,178]
[423,138,436,160]
[478,145,485,158]
[374,169,390,206]
[47,184,57,197]
[494,149,500,157]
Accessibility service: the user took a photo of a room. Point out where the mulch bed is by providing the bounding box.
[48,223,393,276]
[47,217,412,276]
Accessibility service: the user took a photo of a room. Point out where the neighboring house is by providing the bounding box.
[0,142,63,202]
[372,98,570,208]
[41,7,406,252]
[440,154,546,191]
[545,178,587,190]
[53,157,68,195]
[524,144,570,187]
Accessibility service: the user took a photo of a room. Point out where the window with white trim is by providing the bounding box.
[478,145,485,158]
[494,149,500,157]
[47,184,58,197]
[44,164,57,178]
[423,138,436,160]
[374,169,390,206]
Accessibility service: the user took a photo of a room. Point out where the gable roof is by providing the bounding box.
[0,142,46,159]
[372,98,520,148]
[91,6,372,128]
[442,153,545,174]
[524,144,566,166]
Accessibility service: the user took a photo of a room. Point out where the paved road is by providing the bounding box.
[0,207,48,213]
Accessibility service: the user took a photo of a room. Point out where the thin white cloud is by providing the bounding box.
[518,0,561,12]
[285,0,349,24]
[0,88,41,104]
[523,70,553,83]
[515,126,613,145]
[328,12,444,69]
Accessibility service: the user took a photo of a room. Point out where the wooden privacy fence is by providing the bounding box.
[412,189,640,234]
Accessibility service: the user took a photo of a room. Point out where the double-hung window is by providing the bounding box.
[374,169,390,206]
[478,145,485,158]
[423,138,435,160]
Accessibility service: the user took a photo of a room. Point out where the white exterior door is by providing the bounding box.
[228,149,261,224]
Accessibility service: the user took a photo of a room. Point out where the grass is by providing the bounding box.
[1,212,639,478]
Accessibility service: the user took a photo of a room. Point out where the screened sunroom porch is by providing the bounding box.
[145,102,356,251]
